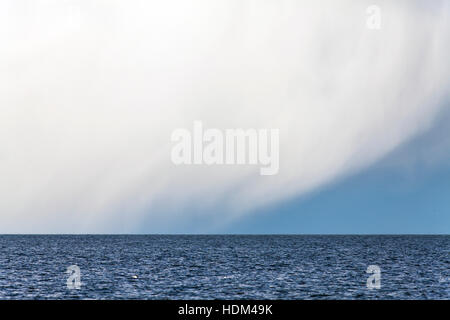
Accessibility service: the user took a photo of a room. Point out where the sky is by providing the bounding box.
[0,0,449,233]
[221,106,450,234]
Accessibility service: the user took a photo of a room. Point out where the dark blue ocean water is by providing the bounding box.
[0,235,448,299]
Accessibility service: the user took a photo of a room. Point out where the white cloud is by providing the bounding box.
[0,0,449,232]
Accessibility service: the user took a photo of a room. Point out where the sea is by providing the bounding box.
[0,235,448,299]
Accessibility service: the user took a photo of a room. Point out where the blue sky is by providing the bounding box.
[220,106,450,234]
[132,104,450,235]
